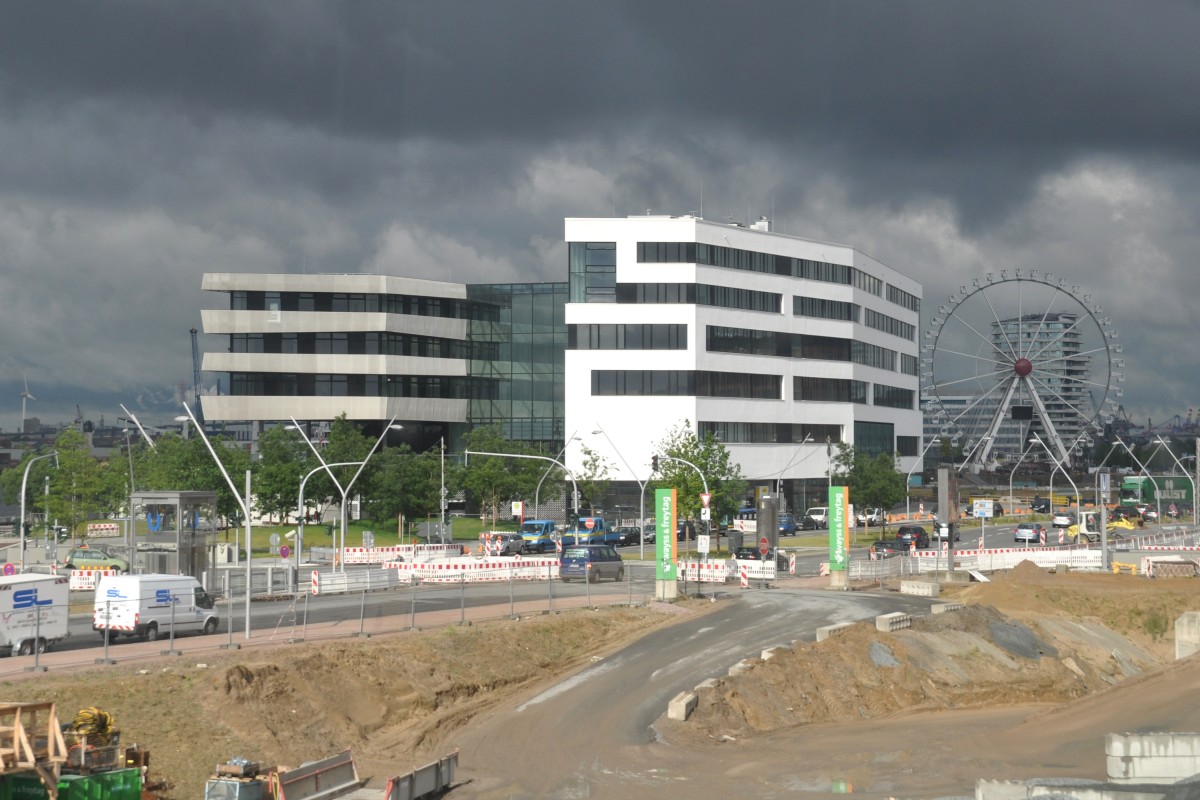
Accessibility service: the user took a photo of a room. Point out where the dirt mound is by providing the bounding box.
[665,566,1200,748]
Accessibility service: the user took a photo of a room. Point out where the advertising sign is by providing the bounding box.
[655,488,677,580]
[829,486,848,571]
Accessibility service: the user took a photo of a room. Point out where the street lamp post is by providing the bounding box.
[288,416,402,572]
[179,402,252,640]
[296,461,365,577]
[659,454,709,557]
[1154,436,1198,526]
[592,425,648,559]
[1008,439,1037,518]
[1031,433,1080,517]
[18,451,58,572]
[906,437,940,522]
[1114,437,1163,524]
[465,450,580,531]
[534,433,580,519]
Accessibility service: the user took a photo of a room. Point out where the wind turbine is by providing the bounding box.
[20,374,34,433]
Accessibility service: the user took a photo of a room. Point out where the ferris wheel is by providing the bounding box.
[921,270,1123,470]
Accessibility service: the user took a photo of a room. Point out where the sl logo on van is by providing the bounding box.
[154,590,180,604]
[13,589,53,609]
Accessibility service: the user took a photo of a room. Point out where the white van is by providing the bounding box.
[93,574,219,641]
[805,507,829,528]
[0,574,70,656]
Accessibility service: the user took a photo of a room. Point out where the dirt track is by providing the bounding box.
[5,561,1200,798]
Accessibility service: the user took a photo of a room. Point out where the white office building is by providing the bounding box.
[562,215,924,515]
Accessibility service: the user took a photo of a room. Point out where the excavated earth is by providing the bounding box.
[4,560,1200,799]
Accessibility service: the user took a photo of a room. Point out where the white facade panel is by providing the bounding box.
[201,272,468,300]
[199,395,468,423]
[201,309,467,339]
[563,215,923,488]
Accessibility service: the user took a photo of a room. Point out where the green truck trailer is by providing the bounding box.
[1118,475,1194,506]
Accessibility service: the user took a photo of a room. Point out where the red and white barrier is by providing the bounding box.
[383,556,561,584]
[676,561,730,583]
[69,568,118,591]
[740,564,749,588]
[86,523,120,538]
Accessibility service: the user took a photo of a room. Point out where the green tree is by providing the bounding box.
[459,425,545,527]
[575,443,612,513]
[45,428,105,537]
[139,432,252,523]
[254,426,314,523]
[363,444,443,531]
[650,422,747,526]
[829,442,906,531]
[0,448,60,534]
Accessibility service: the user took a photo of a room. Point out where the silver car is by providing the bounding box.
[1014,522,1046,544]
[1051,512,1075,528]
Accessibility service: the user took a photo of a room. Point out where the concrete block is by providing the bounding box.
[975,778,1031,800]
[932,602,964,614]
[694,678,719,691]
[816,622,856,642]
[900,580,940,597]
[728,659,755,677]
[1176,612,1200,660]
[1107,732,1200,783]
[667,691,697,722]
[876,612,912,632]
[761,645,790,661]
[1108,732,1200,759]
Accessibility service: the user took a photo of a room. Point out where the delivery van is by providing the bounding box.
[93,574,219,641]
[0,574,70,656]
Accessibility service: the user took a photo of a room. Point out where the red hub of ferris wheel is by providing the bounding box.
[1014,358,1033,377]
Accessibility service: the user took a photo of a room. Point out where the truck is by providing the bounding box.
[562,517,618,546]
[519,520,558,553]
[93,574,219,641]
[1118,476,1194,507]
[0,573,70,656]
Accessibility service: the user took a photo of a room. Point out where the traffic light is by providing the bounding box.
[651,455,660,472]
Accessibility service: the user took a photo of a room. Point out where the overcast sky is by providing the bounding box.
[2,1,1198,435]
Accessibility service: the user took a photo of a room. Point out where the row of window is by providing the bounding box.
[228,332,498,360]
[591,370,781,399]
[615,283,782,313]
[705,326,898,372]
[230,291,487,321]
[567,324,687,350]
[793,296,858,322]
[228,373,495,400]
[634,241,912,310]
[588,371,915,408]
[863,308,916,341]
[697,421,843,445]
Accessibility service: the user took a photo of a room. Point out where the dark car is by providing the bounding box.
[798,514,821,531]
[894,525,929,549]
[868,540,902,559]
[1110,505,1140,521]
[615,526,641,546]
[1030,496,1051,513]
[733,545,788,571]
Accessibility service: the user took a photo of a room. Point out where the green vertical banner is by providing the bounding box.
[655,488,677,580]
[829,486,848,571]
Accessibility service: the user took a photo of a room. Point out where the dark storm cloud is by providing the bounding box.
[1,1,1198,430]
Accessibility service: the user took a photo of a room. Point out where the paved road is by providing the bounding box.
[450,586,938,799]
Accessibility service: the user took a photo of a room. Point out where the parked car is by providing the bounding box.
[733,545,788,571]
[481,532,525,556]
[894,525,930,549]
[1014,522,1046,544]
[1141,507,1160,523]
[559,544,624,583]
[778,513,797,535]
[1110,505,1140,522]
[804,507,829,528]
[932,524,960,542]
[855,507,885,527]
[616,526,642,546]
[1030,496,1051,513]
[869,540,902,559]
[642,523,657,544]
[62,545,129,573]
[798,514,822,531]
[1051,511,1075,528]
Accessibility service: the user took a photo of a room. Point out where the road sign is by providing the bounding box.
[700,492,712,508]
[2,563,13,576]
[759,536,769,556]
[697,534,710,555]
[584,517,595,530]
[279,544,291,560]
[973,499,994,519]
[700,507,711,521]
[269,533,280,547]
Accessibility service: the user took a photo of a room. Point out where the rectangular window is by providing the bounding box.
[896,436,919,457]
[592,370,780,399]
[794,377,868,404]
[793,296,859,322]
[854,421,895,457]
[873,384,915,409]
